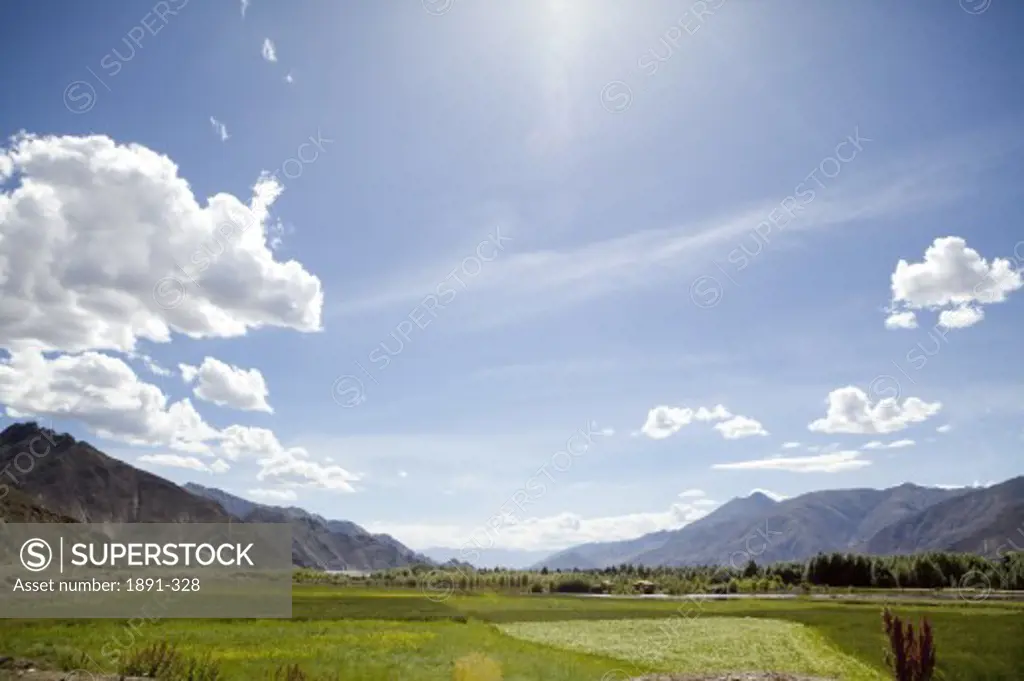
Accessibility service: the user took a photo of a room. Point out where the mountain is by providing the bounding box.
[0,422,231,523]
[864,476,1024,555]
[538,482,983,569]
[185,484,432,571]
[0,486,78,523]
[536,530,674,571]
[422,547,555,569]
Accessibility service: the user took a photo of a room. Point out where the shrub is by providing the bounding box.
[119,642,222,681]
[268,664,310,680]
[552,577,592,593]
[120,641,181,678]
[882,607,936,681]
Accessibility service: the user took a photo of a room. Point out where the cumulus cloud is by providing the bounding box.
[713,451,870,473]
[884,311,918,330]
[218,425,361,492]
[137,454,230,474]
[179,356,272,413]
[0,350,349,491]
[885,237,1022,330]
[937,424,952,434]
[714,415,769,440]
[938,305,984,329]
[261,38,277,62]
[781,442,801,449]
[640,404,766,440]
[0,133,323,355]
[0,349,220,453]
[808,386,941,434]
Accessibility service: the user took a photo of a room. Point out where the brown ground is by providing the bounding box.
[0,657,147,681]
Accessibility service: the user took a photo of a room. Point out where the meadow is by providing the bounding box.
[1,586,1022,680]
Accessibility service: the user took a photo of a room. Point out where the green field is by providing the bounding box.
[1,587,1022,680]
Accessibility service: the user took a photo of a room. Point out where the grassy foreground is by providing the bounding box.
[1,586,1022,680]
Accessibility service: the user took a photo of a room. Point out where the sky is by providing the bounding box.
[0,0,1022,556]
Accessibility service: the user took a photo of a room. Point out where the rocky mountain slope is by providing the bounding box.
[185,483,431,570]
[537,481,1010,569]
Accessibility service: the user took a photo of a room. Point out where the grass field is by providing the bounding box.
[1,587,1022,680]
[499,618,884,680]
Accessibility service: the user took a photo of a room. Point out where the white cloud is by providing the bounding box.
[640,404,765,440]
[247,488,299,502]
[179,364,199,383]
[261,38,277,62]
[137,454,230,474]
[285,72,294,84]
[0,349,220,453]
[369,498,717,552]
[398,470,408,478]
[677,489,705,498]
[218,425,361,492]
[938,305,984,329]
[886,236,1022,330]
[884,311,918,330]
[862,439,915,450]
[750,488,789,501]
[937,424,952,434]
[713,451,871,473]
[209,117,229,142]
[0,349,348,492]
[781,442,801,449]
[714,415,769,440]
[930,480,995,491]
[240,0,250,17]
[0,133,323,356]
[179,357,273,413]
[808,386,942,434]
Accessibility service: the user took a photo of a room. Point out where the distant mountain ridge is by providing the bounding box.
[421,547,556,569]
[537,480,1022,570]
[0,422,430,572]
[184,483,432,571]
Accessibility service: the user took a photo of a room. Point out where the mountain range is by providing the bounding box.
[0,422,429,571]
[184,483,432,570]
[2,421,1021,571]
[535,478,1024,570]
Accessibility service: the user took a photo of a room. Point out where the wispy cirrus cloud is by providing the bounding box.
[327,131,1008,327]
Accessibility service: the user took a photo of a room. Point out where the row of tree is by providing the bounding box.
[299,550,1024,594]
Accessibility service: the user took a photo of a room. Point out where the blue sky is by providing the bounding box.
[0,0,1022,553]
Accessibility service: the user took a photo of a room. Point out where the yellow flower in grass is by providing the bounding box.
[453,653,503,681]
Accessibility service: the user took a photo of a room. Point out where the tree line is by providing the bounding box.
[296,550,1024,595]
